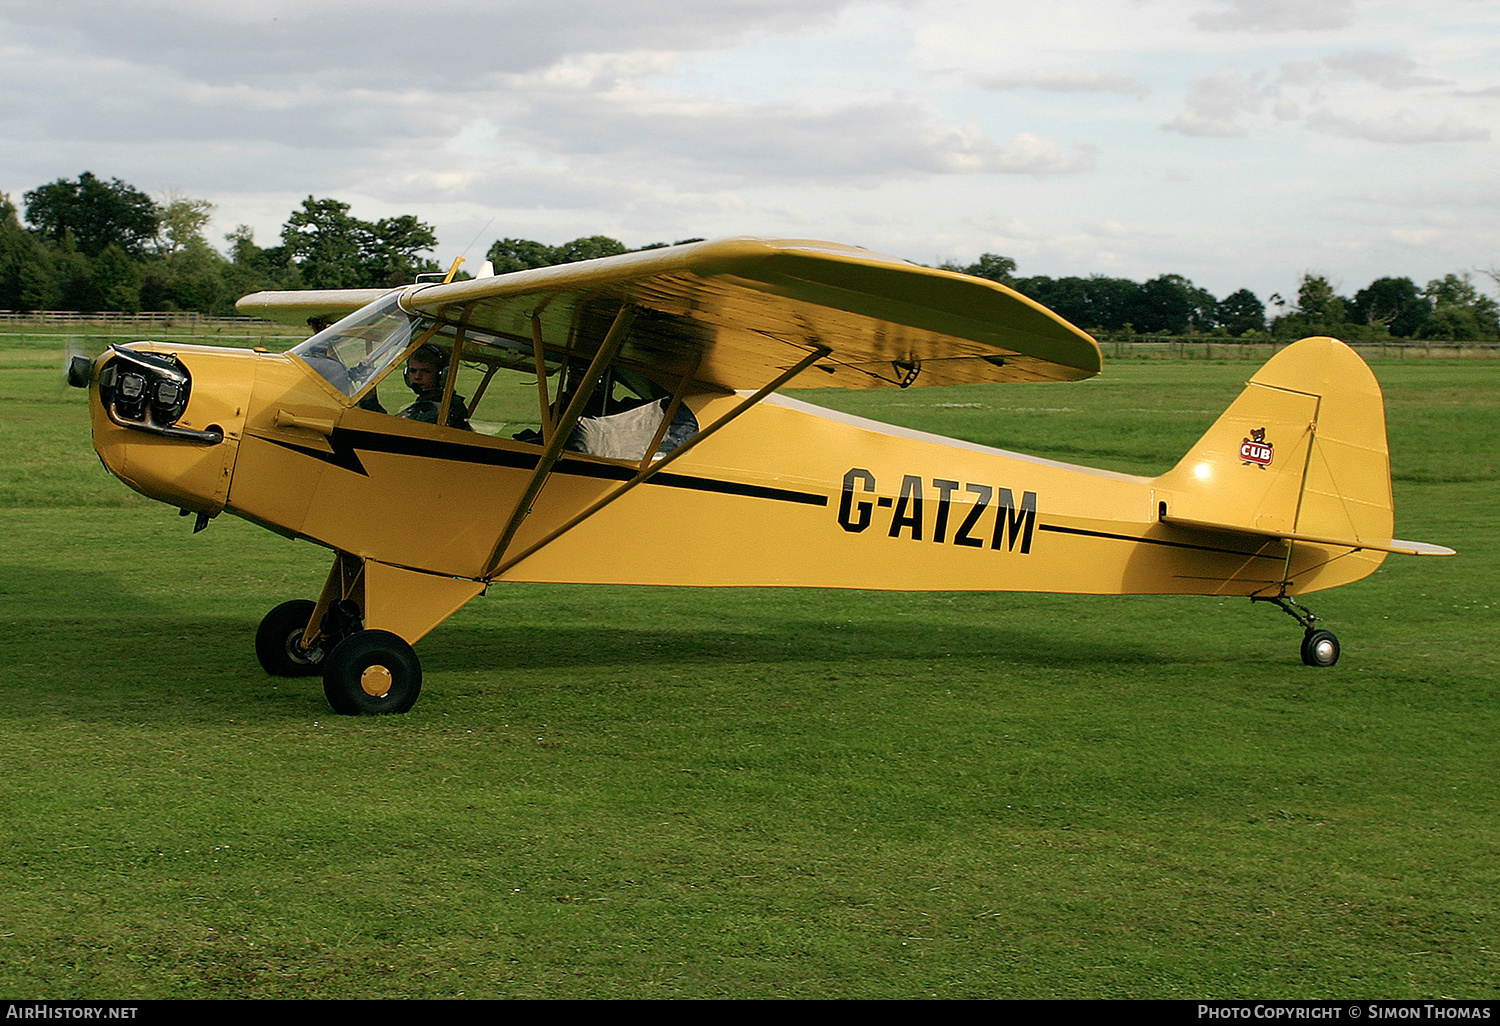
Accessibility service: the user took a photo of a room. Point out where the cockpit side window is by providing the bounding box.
[289,295,701,458]
[290,292,419,398]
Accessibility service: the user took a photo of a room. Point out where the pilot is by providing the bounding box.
[396,343,472,430]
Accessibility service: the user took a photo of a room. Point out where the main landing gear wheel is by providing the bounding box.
[1301,629,1340,668]
[322,630,422,715]
[255,600,325,677]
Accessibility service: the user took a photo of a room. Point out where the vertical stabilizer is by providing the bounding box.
[1153,337,1395,592]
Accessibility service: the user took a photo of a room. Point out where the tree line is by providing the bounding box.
[2,171,1496,341]
[940,255,1500,342]
[0,174,448,316]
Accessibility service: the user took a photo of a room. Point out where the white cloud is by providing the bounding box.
[499,87,1098,182]
[981,132,1100,174]
[971,69,1150,98]
[1306,108,1490,143]
[0,0,862,85]
[1193,0,1356,32]
[1,0,1497,303]
[1163,43,1495,144]
[1163,72,1268,137]
[1322,50,1445,89]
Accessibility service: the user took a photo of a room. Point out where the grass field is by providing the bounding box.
[0,335,1495,999]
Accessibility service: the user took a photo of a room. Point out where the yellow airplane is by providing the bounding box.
[68,238,1452,714]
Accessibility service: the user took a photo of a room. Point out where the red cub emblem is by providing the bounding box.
[1240,427,1273,468]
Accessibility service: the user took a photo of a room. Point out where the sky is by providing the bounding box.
[2,0,1497,303]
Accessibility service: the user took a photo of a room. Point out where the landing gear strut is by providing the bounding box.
[1253,594,1341,668]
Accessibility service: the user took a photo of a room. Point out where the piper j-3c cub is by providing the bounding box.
[70,238,1453,715]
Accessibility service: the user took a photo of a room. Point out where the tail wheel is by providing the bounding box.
[255,600,324,677]
[1301,629,1340,668]
[323,630,422,715]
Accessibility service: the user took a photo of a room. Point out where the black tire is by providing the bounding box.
[322,630,422,715]
[255,600,324,677]
[1301,629,1340,668]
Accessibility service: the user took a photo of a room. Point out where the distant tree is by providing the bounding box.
[362,214,441,286]
[281,198,366,288]
[223,224,300,294]
[19,258,61,311]
[0,194,38,310]
[23,172,160,257]
[1416,305,1486,340]
[1127,274,1214,334]
[141,236,234,314]
[943,253,1018,285]
[1298,274,1347,325]
[50,245,102,311]
[553,235,629,264]
[1026,276,1092,327]
[1216,289,1266,336]
[1191,283,1221,332]
[969,253,1018,284]
[281,197,439,288]
[95,244,142,313]
[155,192,215,256]
[487,237,557,273]
[486,234,631,273]
[225,224,263,267]
[1481,266,1500,299]
[1273,273,1349,339]
[1083,276,1142,332]
[1416,273,1499,340]
[1012,274,1140,332]
[1423,272,1484,308]
[1351,277,1430,337]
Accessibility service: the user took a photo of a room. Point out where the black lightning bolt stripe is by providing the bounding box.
[1037,523,1284,560]
[254,428,829,507]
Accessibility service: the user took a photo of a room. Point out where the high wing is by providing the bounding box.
[238,237,1100,391]
[238,287,394,328]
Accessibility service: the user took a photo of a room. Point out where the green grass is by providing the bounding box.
[0,338,1496,998]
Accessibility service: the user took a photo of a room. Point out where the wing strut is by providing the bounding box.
[436,322,468,428]
[530,313,554,442]
[638,352,703,473]
[482,304,638,575]
[486,344,833,581]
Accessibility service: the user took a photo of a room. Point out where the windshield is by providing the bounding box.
[290,291,421,397]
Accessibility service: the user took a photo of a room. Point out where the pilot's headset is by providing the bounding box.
[403,343,449,391]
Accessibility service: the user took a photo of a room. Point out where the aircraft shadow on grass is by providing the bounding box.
[13,599,1202,721]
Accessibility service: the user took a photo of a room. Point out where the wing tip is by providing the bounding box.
[1390,539,1457,556]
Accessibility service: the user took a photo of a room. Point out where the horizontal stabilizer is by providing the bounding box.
[1163,514,1455,556]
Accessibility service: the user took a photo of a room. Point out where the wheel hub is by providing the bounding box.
[285,630,318,666]
[360,664,393,697]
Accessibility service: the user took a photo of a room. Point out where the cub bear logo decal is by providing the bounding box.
[1240,427,1273,468]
